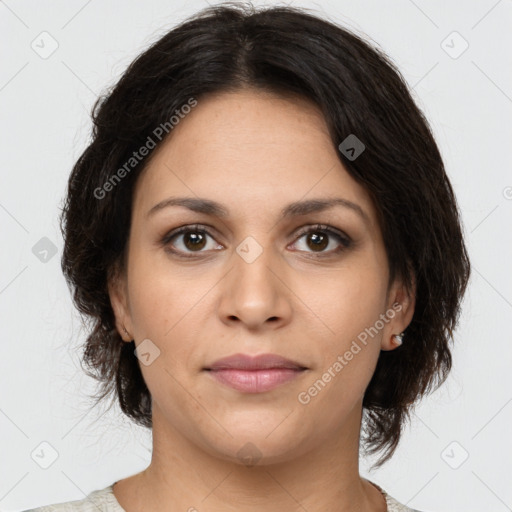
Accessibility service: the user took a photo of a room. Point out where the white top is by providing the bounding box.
[23,480,422,511]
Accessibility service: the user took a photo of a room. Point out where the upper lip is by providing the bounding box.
[205,353,307,371]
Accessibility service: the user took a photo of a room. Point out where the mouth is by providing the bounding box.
[204,352,308,371]
[203,353,308,393]
[206,368,306,393]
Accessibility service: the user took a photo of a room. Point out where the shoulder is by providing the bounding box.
[24,480,430,512]
[369,479,428,512]
[21,485,125,512]
[385,492,426,512]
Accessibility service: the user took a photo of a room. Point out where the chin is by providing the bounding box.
[200,422,314,467]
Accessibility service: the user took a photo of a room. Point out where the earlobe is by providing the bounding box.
[121,325,133,341]
[381,322,406,352]
[381,275,416,351]
[391,332,404,347]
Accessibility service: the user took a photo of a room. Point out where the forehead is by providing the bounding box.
[132,89,379,233]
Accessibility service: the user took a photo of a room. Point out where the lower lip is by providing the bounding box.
[206,368,305,393]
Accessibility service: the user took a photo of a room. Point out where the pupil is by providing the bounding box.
[185,232,206,250]
[308,232,327,251]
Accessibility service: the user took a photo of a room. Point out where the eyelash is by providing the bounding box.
[160,223,352,259]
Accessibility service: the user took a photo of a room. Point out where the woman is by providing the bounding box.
[26,2,470,511]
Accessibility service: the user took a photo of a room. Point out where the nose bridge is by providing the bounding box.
[232,234,280,300]
[219,233,291,327]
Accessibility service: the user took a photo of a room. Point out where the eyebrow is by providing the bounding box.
[146,196,370,225]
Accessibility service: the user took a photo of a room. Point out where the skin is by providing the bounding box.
[109,88,415,512]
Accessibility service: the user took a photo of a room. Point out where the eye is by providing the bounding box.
[290,224,352,256]
[161,224,222,257]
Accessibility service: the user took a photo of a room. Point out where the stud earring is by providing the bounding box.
[392,332,404,346]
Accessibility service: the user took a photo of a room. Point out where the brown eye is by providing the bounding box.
[182,231,207,251]
[161,224,223,257]
[306,232,329,252]
[292,224,352,256]
[161,223,351,259]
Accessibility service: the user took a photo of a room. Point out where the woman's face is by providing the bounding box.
[109,89,414,465]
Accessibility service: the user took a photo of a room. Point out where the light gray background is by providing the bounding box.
[1,1,511,511]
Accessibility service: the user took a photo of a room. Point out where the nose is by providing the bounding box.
[217,240,293,331]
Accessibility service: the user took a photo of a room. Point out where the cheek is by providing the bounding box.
[297,262,386,400]
[301,261,387,341]
[125,267,200,415]
[298,312,382,428]
[125,262,187,378]
[127,248,203,334]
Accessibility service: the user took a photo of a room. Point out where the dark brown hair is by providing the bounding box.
[60,1,470,468]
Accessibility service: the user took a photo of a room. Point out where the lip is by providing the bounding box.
[207,368,305,393]
[203,353,308,393]
[205,353,307,371]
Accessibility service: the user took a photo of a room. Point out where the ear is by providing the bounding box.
[107,266,133,343]
[380,271,416,351]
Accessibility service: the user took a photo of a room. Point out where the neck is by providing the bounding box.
[114,400,386,512]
